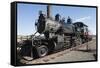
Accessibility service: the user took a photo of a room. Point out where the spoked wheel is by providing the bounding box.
[36,45,48,58]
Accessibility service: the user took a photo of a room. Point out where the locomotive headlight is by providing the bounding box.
[17,47,21,52]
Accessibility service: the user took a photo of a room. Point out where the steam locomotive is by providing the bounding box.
[17,6,92,60]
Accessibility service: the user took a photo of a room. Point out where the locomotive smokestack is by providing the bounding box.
[47,5,51,18]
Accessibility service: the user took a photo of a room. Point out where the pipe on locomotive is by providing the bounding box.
[47,5,51,18]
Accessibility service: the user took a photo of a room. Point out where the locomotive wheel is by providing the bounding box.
[36,45,48,58]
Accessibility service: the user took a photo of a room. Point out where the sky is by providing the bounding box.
[17,3,96,35]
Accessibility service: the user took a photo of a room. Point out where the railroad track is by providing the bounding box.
[20,40,95,64]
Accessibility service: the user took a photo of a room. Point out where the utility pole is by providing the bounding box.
[86,28,89,51]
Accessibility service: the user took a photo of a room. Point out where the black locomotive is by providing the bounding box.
[17,6,92,60]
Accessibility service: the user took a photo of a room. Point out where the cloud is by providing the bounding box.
[73,16,91,22]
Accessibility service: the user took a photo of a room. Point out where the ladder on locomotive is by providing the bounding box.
[74,28,82,46]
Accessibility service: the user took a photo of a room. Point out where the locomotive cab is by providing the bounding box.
[73,22,92,43]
